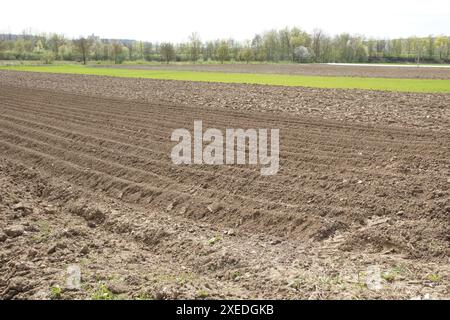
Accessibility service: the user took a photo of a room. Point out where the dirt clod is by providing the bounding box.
[4,225,25,238]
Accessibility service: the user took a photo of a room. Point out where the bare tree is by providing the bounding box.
[73,36,94,65]
[189,32,201,62]
[312,29,323,62]
[49,34,65,59]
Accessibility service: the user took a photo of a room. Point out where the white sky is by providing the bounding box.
[2,0,449,42]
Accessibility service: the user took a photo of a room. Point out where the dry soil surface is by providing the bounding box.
[0,70,449,300]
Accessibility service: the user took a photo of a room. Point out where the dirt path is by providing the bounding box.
[0,74,449,300]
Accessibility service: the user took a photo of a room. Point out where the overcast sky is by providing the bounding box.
[2,0,449,42]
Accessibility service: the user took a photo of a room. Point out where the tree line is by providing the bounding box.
[1,28,449,64]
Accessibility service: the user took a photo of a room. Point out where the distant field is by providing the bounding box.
[2,64,450,93]
[104,62,450,79]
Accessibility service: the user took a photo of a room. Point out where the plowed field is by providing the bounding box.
[0,70,448,300]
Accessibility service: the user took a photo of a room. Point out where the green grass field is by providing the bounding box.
[2,64,450,93]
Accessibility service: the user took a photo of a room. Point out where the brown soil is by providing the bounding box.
[0,70,449,300]
[1,70,449,131]
[103,63,450,79]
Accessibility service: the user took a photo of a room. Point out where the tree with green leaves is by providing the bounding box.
[240,46,253,63]
[435,36,450,60]
[49,34,65,59]
[1,28,449,64]
[216,41,229,64]
[160,42,175,64]
[294,46,311,63]
[111,41,125,64]
[411,37,428,64]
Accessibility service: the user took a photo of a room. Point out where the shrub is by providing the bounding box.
[41,51,55,64]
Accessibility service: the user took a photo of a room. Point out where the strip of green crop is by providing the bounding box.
[2,65,450,93]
